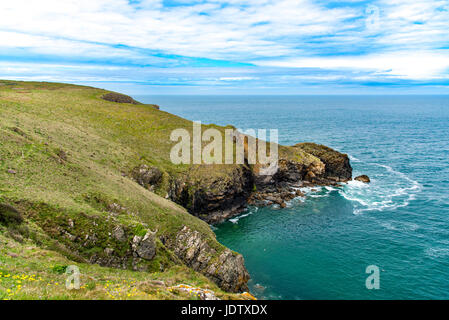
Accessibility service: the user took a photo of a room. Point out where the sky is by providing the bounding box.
[1,0,449,94]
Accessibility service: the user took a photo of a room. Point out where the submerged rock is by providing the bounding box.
[355,175,371,183]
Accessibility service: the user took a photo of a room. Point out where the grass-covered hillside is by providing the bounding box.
[0,80,256,300]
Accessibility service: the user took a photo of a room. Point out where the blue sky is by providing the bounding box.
[1,0,449,94]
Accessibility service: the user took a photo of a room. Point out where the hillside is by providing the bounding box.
[0,80,352,300]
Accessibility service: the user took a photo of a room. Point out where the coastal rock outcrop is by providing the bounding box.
[355,175,370,183]
[294,143,352,182]
[169,165,254,224]
[166,143,353,221]
[132,231,157,261]
[168,226,250,293]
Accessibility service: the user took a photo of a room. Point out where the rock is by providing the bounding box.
[280,202,287,208]
[132,165,162,189]
[104,247,114,256]
[57,149,68,162]
[108,203,127,215]
[170,165,253,224]
[147,280,165,287]
[295,190,305,197]
[64,231,77,241]
[171,284,220,300]
[132,231,156,261]
[295,143,352,182]
[7,169,17,174]
[7,252,19,258]
[112,225,127,242]
[169,226,249,293]
[206,249,250,293]
[305,170,316,181]
[355,175,370,183]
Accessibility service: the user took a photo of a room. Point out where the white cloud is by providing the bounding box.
[219,76,258,81]
[256,50,449,80]
[0,0,448,85]
[0,0,359,60]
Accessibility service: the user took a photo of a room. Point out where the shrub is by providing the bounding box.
[101,92,141,105]
[0,203,23,226]
[52,265,68,274]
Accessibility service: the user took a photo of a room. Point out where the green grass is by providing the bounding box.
[0,232,248,300]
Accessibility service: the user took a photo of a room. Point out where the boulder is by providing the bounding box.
[112,225,127,242]
[132,165,162,189]
[132,231,157,261]
[355,175,370,183]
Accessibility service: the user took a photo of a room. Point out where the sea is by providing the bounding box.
[138,95,449,300]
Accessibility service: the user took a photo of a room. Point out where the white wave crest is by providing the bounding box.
[339,161,422,214]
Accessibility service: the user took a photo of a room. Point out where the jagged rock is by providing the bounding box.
[171,284,220,300]
[108,203,127,215]
[104,247,114,256]
[169,226,249,293]
[295,189,305,197]
[170,165,253,224]
[295,143,352,182]
[355,175,370,183]
[132,231,156,260]
[112,225,127,242]
[132,165,162,189]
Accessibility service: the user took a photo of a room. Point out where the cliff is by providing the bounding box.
[0,80,352,299]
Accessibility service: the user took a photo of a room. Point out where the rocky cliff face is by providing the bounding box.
[294,143,352,182]
[169,165,254,224]
[125,142,353,293]
[166,226,250,293]
[163,143,352,223]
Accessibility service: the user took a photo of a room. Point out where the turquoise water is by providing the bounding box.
[140,95,449,299]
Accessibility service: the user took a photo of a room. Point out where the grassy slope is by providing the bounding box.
[0,80,253,300]
[0,232,244,300]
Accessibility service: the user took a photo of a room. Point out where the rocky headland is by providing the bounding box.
[0,81,363,298]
